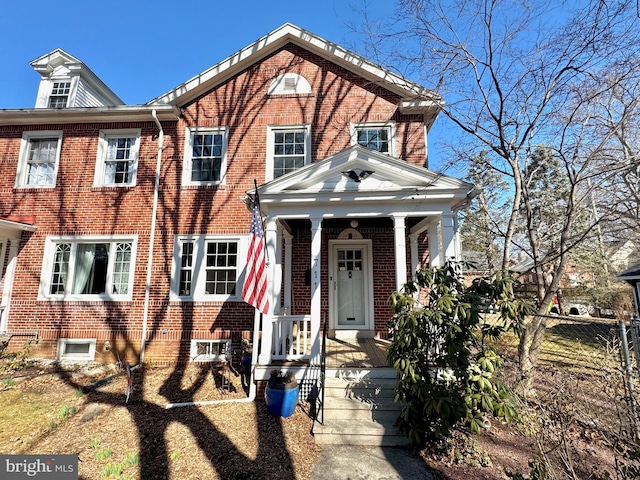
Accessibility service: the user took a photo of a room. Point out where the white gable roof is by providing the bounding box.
[255,145,474,216]
[148,23,441,118]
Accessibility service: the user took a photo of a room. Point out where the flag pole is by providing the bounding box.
[253,179,269,264]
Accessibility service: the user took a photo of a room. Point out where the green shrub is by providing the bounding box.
[388,261,532,446]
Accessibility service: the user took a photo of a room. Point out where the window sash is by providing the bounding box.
[104,137,136,184]
[357,128,390,153]
[27,138,58,186]
[272,129,306,178]
[175,237,240,299]
[190,133,223,182]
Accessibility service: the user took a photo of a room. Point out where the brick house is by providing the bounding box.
[0,24,473,386]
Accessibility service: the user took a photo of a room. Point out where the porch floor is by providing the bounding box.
[324,337,390,368]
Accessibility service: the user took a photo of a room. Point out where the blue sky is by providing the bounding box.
[0,1,395,107]
[0,0,455,170]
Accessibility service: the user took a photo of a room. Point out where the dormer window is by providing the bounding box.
[48,81,71,108]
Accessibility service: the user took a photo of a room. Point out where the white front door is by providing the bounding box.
[329,241,373,336]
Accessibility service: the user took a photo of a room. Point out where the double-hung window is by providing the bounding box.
[15,131,62,188]
[173,236,245,301]
[95,129,140,186]
[351,122,395,155]
[266,125,311,181]
[48,81,71,108]
[183,127,228,186]
[42,236,136,300]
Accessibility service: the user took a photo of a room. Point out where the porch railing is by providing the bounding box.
[271,314,312,360]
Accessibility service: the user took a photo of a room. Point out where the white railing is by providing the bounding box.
[271,314,312,360]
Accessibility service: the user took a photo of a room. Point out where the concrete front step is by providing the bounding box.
[315,367,407,446]
[314,419,406,446]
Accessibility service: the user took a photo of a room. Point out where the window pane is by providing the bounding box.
[179,241,194,296]
[191,133,223,182]
[72,243,109,294]
[112,243,132,294]
[203,241,238,295]
[50,243,71,294]
[27,138,58,186]
[64,342,90,355]
[272,129,306,178]
[357,128,390,153]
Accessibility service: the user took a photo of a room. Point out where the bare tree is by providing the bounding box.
[356,0,640,393]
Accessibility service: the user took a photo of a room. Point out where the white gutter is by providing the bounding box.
[140,109,163,362]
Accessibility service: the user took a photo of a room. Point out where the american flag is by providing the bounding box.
[242,192,270,314]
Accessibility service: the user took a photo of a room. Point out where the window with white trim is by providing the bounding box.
[95,129,140,186]
[15,131,62,188]
[57,339,96,361]
[172,236,245,300]
[41,236,136,300]
[266,125,311,180]
[190,339,231,362]
[183,127,228,185]
[48,81,71,108]
[351,122,395,155]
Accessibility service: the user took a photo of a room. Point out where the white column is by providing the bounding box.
[258,218,278,364]
[272,222,283,313]
[409,233,419,282]
[309,217,322,362]
[283,229,293,314]
[441,213,458,262]
[1,238,20,332]
[393,215,408,291]
[428,222,440,267]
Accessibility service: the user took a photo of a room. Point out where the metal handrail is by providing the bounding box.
[318,312,328,425]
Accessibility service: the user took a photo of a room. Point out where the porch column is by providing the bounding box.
[441,213,458,261]
[282,228,293,313]
[272,222,283,313]
[258,217,278,364]
[310,217,322,363]
[393,215,408,291]
[428,221,441,267]
[409,232,419,282]
[1,238,20,332]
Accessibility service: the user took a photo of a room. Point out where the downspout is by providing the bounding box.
[140,109,163,363]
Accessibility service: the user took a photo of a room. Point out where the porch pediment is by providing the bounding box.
[257,145,474,211]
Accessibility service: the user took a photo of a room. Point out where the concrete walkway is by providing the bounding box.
[310,445,434,480]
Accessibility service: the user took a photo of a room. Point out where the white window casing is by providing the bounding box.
[266,124,311,181]
[57,338,97,361]
[171,235,247,301]
[182,126,228,186]
[350,121,396,156]
[94,129,141,187]
[39,235,138,301]
[15,131,63,188]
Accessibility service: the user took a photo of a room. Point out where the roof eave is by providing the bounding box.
[0,105,180,126]
[148,23,441,108]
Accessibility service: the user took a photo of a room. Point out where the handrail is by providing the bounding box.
[318,312,328,425]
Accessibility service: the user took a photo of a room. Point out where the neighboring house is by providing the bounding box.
[0,24,474,385]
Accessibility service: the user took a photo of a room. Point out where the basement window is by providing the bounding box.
[57,339,96,361]
[190,339,231,362]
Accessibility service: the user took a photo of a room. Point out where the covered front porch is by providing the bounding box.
[249,145,475,381]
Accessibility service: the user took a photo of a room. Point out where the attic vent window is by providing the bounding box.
[48,81,71,108]
[268,74,311,95]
